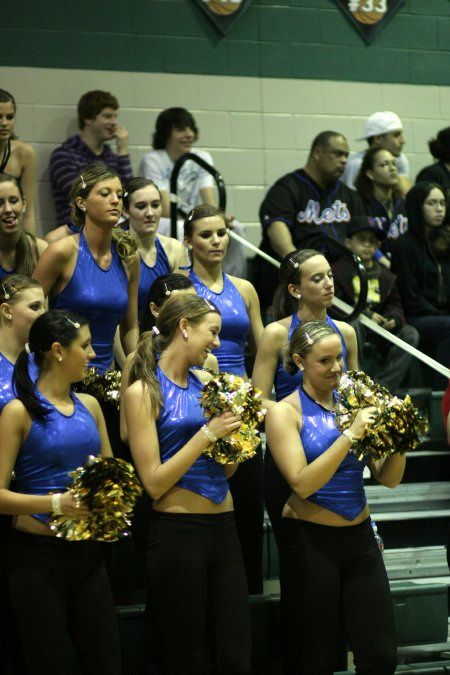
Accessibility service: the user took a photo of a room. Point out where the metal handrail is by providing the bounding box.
[169,152,226,239]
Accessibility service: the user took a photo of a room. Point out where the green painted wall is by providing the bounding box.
[2,0,450,85]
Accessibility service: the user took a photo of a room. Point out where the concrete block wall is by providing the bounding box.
[1,0,450,252]
[1,65,449,252]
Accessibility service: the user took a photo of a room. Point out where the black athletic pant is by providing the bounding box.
[145,511,252,675]
[279,517,397,675]
[7,530,121,675]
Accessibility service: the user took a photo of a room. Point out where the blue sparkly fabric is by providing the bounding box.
[299,386,367,520]
[14,390,101,524]
[157,367,229,505]
[190,270,249,376]
[274,314,348,401]
[50,231,128,373]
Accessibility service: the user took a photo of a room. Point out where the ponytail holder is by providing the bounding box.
[25,342,31,354]
[152,326,160,336]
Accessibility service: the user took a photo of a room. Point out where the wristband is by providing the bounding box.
[201,424,217,443]
[342,429,358,445]
[51,493,63,516]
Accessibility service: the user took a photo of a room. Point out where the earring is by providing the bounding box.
[299,364,304,371]
[57,355,63,362]
[5,313,12,320]
[182,330,188,339]
[80,206,86,212]
[296,294,301,300]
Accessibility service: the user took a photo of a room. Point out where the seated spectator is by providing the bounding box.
[0,89,36,233]
[48,90,133,234]
[355,146,408,265]
[333,215,419,394]
[254,130,365,318]
[139,107,246,278]
[391,182,450,390]
[342,112,410,197]
[0,173,47,279]
[416,126,450,194]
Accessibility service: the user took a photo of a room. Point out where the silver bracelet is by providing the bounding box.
[51,493,63,516]
[201,424,217,443]
[342,428,357,445]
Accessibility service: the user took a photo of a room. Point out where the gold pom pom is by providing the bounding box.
[200,372,266,464]
[49,456,142,541]
[335,371,428,461]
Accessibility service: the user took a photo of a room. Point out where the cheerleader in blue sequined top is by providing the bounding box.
[124,294,251,675]
[265,320,404,675]
[0,310,121,675]
[123,177,187,320]
[33,164,140,374]
[184,204,265,593]
[253,248,359,544]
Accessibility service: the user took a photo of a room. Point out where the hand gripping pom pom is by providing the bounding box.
[334,370,428,461]
[49,456,142,541]
[200,372,266,464]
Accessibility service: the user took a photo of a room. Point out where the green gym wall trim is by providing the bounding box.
[3,0,450,85]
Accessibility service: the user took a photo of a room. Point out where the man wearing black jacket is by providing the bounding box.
[254,131,365,317]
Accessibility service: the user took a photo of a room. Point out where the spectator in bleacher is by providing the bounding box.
[342,111,411,197]
[49,90,133,231]
[416,126,450,194]
[355,146,408,266]
[0,310,122,675]
[124,294,252,675]
[139,107,246,277]
[391,182,450,390]
[252,249,358,545]
[185,204,264,593]
[254,130,365,319]
[332,215,419,394]
[266,320,403,675]
[0,89,37,234]
[122,177,186,320]
[0,173,47,279]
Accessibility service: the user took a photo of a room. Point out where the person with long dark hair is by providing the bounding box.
[391,181,450,390]
[266,320,404,675]
[355,146,408,264]
[0,310,121,675]
[124,294,251,675]
[416,126,450,192]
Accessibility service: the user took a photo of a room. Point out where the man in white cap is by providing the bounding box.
[342,111,410,196]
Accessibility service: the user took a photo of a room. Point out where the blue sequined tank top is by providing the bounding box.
[157,367,229,505]
[138,237,171,317]
[14,390,101,524]
[50,231,129,373]
[189,270,250,376]
[299,386,366,520]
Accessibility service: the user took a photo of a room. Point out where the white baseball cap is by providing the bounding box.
[359,111,403,140]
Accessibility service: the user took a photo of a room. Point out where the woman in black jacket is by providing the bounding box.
[391,181,450,389]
